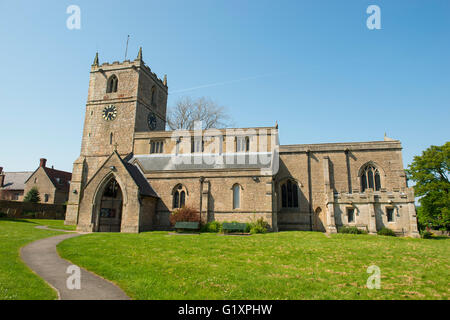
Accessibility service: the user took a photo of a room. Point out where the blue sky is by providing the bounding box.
[0,0,449,172]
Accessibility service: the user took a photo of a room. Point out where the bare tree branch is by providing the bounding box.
[167,96,233,130]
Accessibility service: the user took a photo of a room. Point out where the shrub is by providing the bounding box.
[201,221,222,233]
[0,212,6,218]
[23,187,41,203]
[338,226,367,234]
[169,207,200,226]
[377,227,396,237]
[248,218,269,234]
[22,211,37,218]
[421,230,433,239]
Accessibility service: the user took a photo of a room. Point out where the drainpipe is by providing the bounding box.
[199,176,204,224]
[307,150,313,231]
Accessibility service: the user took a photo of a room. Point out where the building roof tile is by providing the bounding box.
[0,172,34,191]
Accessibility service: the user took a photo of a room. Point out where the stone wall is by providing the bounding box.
[147,170,274,230]
[0,200,66,219]
[276,140,419,237]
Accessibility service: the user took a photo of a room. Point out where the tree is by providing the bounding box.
[406,142,449,230]
[167,96,233,130]
[23,187,41,203]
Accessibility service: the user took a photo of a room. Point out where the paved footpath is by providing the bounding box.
[20,227,130,300]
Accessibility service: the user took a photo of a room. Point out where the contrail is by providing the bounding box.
[169,73,281,94]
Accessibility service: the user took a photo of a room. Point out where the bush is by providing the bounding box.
[22,211,37,218]
[338,226,367,234]
[377,227,396,237]
[0,212,6,218]
[248,218,269,234]
[201,221,222,233]
[23,187,40,203]
[169,207,200,226]
[421,230,433,239]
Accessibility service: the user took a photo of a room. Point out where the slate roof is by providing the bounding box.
[132,152,275,172]
[122,153,158,198]
[124,161,159,198]
[0,172,33,191]
[43,167,72,192]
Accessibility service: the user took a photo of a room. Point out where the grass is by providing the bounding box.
[57,231,450,300]
[22,219,77,231]
[0,218,68,300]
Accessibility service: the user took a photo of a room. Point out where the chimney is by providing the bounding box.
[40,158,47,168]
[0,167,4,187]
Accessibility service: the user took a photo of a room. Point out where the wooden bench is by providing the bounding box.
[222,222,247,234]
[174,221,200,233]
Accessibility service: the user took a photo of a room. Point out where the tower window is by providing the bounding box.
[106,75,118,93]
[151,86,157,105]
[110,133,113,145]
[360,164,382,192]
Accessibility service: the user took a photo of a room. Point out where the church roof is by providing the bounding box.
[0,172,33,191]
[123,158,158,198]
[132,152,275,172]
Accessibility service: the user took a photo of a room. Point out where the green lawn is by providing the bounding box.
[57,231,449,300]
[22,219,77,231]
[0,219,67,300]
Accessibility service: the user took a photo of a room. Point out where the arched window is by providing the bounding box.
[106,75,118,93]
[281,179,299,208]
[151,86,156,105]
[232,184,241,209]
[360,164,382,192]
[172,184,187,209]
[236,136,250,152]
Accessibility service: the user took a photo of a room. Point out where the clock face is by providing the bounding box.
[102,105,117,121]
[147,112,157,130]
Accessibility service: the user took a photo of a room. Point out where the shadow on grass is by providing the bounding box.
[0,217,38,224]
[427,236,449,241]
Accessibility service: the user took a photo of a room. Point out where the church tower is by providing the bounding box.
[65,48,168,225]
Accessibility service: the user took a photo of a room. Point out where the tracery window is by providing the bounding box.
[281,179,299,208]
[360,164,381,192]
[173,184,187,209]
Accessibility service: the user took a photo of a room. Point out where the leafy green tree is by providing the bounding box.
[406,142,449,230]
[23,187,41,203]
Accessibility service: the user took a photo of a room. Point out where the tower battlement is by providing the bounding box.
[90,48,167,90]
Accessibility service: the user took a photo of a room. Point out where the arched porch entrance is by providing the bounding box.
[94,178,123,232]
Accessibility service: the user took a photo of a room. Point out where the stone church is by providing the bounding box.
[65,49,419,237]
